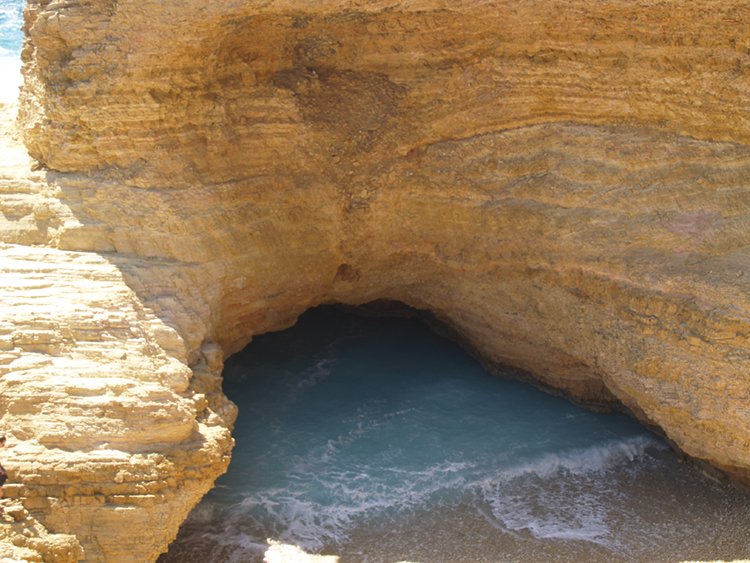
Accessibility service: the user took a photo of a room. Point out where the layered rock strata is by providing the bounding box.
[1,0,749,560]
[0,498,83,561]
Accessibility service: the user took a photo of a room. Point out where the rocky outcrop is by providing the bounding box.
[1,0,749,559]
[0,499,83,561]
[1,58,235,561]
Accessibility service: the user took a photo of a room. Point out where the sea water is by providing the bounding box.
[1,8,748,561]
[0,0,23,97]
[163,308,750,562]
[0,0,22,56]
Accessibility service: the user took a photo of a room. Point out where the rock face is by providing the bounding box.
[1,0,749,560]
[0,498,83,561]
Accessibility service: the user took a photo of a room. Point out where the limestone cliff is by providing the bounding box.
[1,0,749,560]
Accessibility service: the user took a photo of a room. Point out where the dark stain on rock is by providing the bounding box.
[272,63,406,152]
[334,263,361,283]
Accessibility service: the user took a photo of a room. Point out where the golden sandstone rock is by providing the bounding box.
[0,0,748,560]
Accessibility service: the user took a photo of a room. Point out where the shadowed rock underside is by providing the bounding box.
[0,0,748,560]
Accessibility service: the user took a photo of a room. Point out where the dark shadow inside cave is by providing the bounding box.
[159,304,750,563]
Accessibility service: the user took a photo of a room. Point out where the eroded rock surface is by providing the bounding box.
[0,499,83,561]
[1,0,749,560]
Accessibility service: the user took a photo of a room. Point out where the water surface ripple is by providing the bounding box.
[164,308,750,562]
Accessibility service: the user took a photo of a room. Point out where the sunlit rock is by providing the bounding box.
[0,0,748,559]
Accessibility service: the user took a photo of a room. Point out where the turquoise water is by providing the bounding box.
[2,7,749,561]
[216,309,652,546]
[0,0,23,97]
[0,0,22,59]
[164,308,750,562]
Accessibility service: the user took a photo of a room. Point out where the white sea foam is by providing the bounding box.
[492,434,664,481]
[311,405,418,464]
[173,509,270,563]
[221,434,666,553]
[263,541,338,563]
[291,358,334,391]
[0,4,22,38]
[213,532,268,563]
[165,311,750,561]
[484,483,615,546]
[232,457,478,551]
[479,435,666,549]
[0,0,23,93]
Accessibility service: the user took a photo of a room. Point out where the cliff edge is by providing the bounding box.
[1,0,749,560]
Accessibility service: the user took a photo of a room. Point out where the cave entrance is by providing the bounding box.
[161,305,750,563]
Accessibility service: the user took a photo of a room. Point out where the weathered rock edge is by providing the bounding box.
[1,0,749,560]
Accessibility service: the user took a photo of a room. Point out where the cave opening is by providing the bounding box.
[161,304,750,562]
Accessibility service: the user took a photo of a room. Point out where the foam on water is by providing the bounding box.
[0,0,22,56]
[158,308,750,562]
[1,5,747,561]
[0,0,23,102]
[218,433,666,552]
[488,433,665,481]
[159,308,750,563]
[479,435,665,549]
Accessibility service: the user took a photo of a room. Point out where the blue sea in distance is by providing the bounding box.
[0,0,22,58]
[163,308,750,562]
[0,0,23,96]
